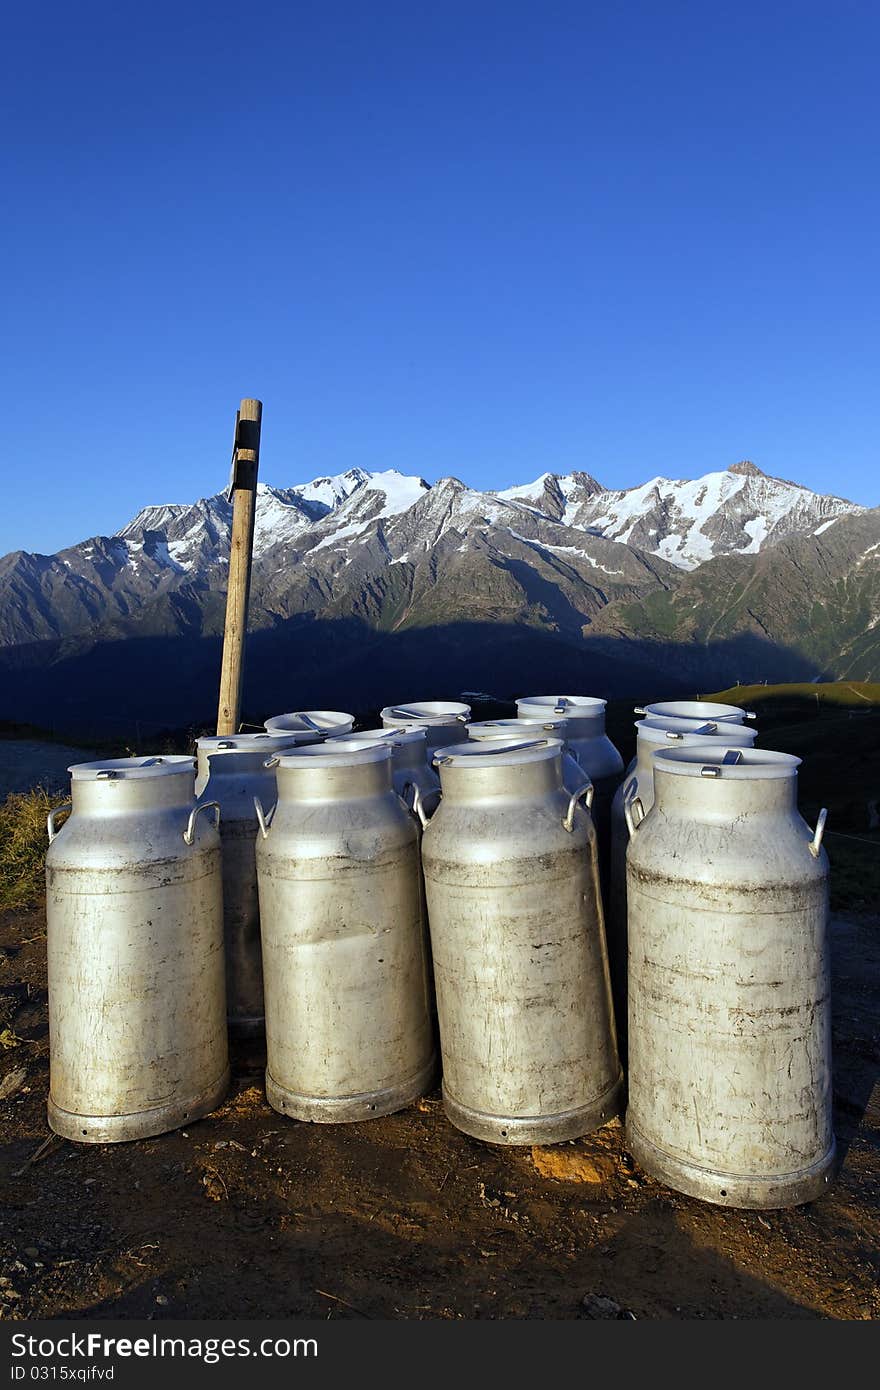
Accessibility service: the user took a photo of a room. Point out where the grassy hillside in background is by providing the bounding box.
[703,681,880,708]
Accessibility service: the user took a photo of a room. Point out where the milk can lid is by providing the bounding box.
[69,754,196,780]
[264,710,354,735]
[653,746,801,779]
[641,700,750,722]
[636,717,759,747]
[196,731,310,754]
[332,726,428,748]
[516,694,606,716]
[274,743,392,769]
[468,717,567,739]
[434,736,564,768]
[380,701,471,724]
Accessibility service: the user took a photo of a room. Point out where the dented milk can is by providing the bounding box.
[264,710,354,738]
[195,731,308,1036]
[380,700,471,750]
[255,743,436,1121]
[45,756,228,1143]
[325,726,441,818]
[625,746,834,1208]
[515,695,624,891]
[467,717,588,794]
[606,716,759,1057]
[420,738,621,1144]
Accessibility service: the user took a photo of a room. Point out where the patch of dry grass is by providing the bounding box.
[0,787,69,910]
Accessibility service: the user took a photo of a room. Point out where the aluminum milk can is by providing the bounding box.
[634,699,755,725]
[195,731,304,1036]
[467,717,588,794]
[516,694,624,893]
[45,756,228,1143]
[255,743,436,1121]
[625,745,834,1208]
[607,717,759,1057]
[264,709,354,738]
[380,700,471,750]
[326,726,441,818]
[420,738,621,1144]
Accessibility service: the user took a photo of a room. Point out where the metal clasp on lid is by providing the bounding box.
[701,749,743,776]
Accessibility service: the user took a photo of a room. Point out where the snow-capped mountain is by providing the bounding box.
[108,458,861,579]
[496,461,862,569]
[118,469,432,564]
[0,459,875,735]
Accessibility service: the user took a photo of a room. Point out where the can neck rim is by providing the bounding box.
[517,695,606,718]
[333,727,428,748]
[197,732,303,755]
[636,721,758,748]
[264,711,353,735]
[276,744,393,769]
[643,701,747,723]
[435,737,563,769]
[70,755,194,781]
[469,718,567,739]
[654,748,800,780]
[380,701,471,725]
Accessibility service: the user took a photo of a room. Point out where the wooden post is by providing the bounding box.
[216,398,262,735]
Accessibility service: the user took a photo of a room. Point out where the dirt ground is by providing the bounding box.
[0,904,877,1322]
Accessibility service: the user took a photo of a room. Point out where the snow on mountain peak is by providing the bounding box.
[360,470,431,517]
[287,468,371,512]
[110,462,864,577]
[497,473,556,501]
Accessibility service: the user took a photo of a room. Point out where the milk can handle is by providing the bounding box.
[562,781,594,832]
[253,796,277,840]
[402,780,431,829]
[809,808,828,858]
[623,779,645,837]
[46,802,72,844]
[183,801,220,846]
[633,706,647,716]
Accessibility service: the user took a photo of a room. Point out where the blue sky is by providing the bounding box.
[3,0,878,555]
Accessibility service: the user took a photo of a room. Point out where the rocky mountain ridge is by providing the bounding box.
[0,460,875,734]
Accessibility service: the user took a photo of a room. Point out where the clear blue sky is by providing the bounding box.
[3,0,878,556]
